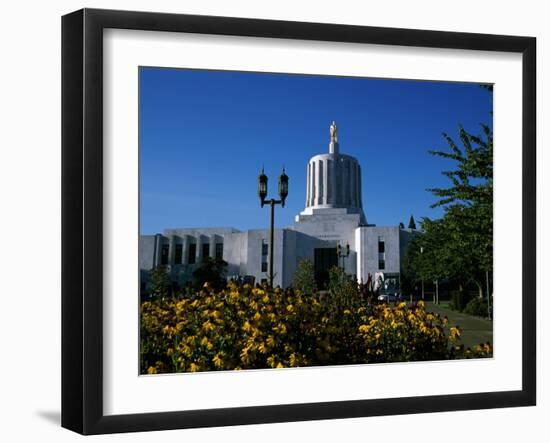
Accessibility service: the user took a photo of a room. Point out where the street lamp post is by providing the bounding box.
[337,242,350,272]
[258,167,288,288]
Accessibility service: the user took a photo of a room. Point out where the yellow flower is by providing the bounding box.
[162,325,175,335]
[200,336,213,350]
[276,362,285,369]
[253,312,261,321]
[147,366,157,374]
[289,353,298,366]
[450,326,461,340]
[286,304,294,313]
[213,353,224,369]
[180,344,192,357]
[202,320,215,332]
[343,309,351,315]
[240,346,252,364]
[189,363,200,372]
[176,321,186,332]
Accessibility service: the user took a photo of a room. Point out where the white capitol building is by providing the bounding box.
[139,122,418,291]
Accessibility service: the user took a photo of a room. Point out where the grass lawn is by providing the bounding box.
[425,302,493,350]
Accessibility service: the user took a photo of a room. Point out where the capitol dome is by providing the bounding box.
[300,122,366,225]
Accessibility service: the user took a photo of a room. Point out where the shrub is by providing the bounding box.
[292,259,317,295]
[327,266,360,310]
[140,284,491,374]
[449,289,473,311]
[149,266,171,299]
[192,257,228,291]
[463,296,491,318]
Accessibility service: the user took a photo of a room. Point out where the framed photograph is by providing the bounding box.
[62,8,536,435]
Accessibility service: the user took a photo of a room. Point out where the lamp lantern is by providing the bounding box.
[258,167,268,207]
[278,168,289,207]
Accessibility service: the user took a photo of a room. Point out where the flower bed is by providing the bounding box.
[140,283,491,374]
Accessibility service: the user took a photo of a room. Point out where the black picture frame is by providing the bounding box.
[62,8,536,435]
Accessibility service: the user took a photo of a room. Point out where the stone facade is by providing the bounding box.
[139,123,419,292]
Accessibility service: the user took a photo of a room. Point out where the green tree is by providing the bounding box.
[293,259,317,295]
[404,122,493,306]
[427,124,493,211]
[192,257,228,291]
[408,215,417,229]
[327,266,360,311]
[149,266,171,299]
[429,124,493,295]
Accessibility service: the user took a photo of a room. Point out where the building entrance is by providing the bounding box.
[314,248,338,289]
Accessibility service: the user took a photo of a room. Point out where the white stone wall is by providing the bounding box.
[355,226,418,284]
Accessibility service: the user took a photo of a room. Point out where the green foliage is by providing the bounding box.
[427,124,493,209]
[141,285,491,374]
[449,289,467,312]
[292,259,317,295]
[463,296,492,318]
[192,257,228,291]
[403,120,493,298]
[149,266,171,299]
[327,266,360,311]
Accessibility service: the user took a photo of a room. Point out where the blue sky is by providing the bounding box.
[139,67,492,234]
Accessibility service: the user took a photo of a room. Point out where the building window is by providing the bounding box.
[378,236,385,253]
[202,243,210,262]
[174,244,182,264]
[161,244,169,265]
[188,243,196,264]
[378,260,385,270]
[215,243,223,260]
[261,240,268,272]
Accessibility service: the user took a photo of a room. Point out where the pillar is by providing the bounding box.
[154,234,162,267]
[181,235,189,265]
[209,235,217,259]
[310,161,316,206]
[168,235,176,265]
[316,159,323,205]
